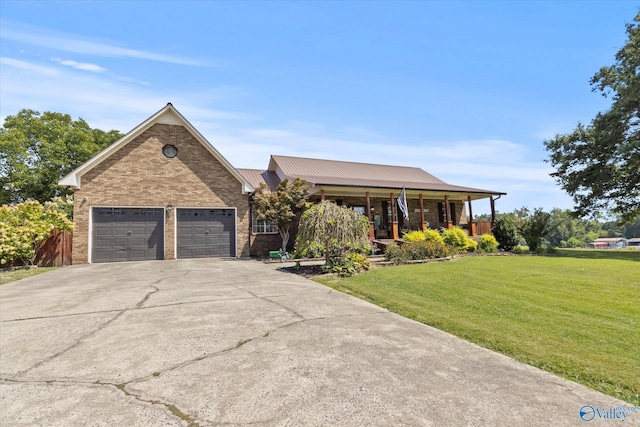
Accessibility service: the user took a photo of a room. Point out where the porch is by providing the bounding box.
[310,187,500,241]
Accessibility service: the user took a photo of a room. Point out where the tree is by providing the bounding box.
[546,208,604,247]
[518,208,552,252]
[544,13,640,224]
[0,200,73,266]
[0,109,122,205]
[253,178,311,253]
[492,215,521,251]
[296,200,370,261]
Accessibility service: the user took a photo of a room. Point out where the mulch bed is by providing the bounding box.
[279,264,325,278]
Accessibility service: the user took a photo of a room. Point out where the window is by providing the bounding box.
[251,208,278,234]
[352,206,366,215]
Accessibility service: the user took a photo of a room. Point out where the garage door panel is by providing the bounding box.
[92,208,164,263]
[177,208,235,259]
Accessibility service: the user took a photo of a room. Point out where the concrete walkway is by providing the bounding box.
[0,259,629,426]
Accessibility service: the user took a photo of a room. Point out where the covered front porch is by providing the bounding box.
[309,186,501,240]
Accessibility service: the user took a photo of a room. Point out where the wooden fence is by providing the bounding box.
[35,230,72,267]
[473,221,493,236]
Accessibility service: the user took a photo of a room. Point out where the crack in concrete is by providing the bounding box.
[1,295,288,323]
[135,285,159,308]
[229,284,305,320]
[10,286,162,379]
[126,318,309,384]
[0,377,200,427]
[1,310,387,426]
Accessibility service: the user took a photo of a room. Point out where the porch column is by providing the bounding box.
[390,192,399,239]
[490,196,496,228]
[366,191,375,240]
[419,194,427,231]
[467,195,475,236]
[444,195,452,229]
[320,189,325,201]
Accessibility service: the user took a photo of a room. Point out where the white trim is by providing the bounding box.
[175,207,239,258]
[59,104,254,193]
[88,206,166,264]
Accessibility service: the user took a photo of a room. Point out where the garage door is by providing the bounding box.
[177,208,236,258]
[92,208,164,263]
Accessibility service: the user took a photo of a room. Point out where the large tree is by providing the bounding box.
[0,109,122,205]
[544,13,640,224]
[253,178,311,253]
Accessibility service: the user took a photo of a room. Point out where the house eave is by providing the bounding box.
[308,184,505,200]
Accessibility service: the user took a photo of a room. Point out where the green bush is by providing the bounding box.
[564,237,583,248]
[492,216,521,251]
[384,243,404,264]
[0,200,73,266]
[442,227,466,248]
[513,245,530,254]
[519,208,551,252]
[442,227,476,252]
[478,234,499,253]
[294,241,325,258]
[384,241,455,263]
[403,230,426,242]
[321,252,372,277]
[423,229,445,245]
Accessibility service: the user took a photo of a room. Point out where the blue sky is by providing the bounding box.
[1,1,637,214]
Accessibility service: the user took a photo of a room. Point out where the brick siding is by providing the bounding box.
[72,123,250,263]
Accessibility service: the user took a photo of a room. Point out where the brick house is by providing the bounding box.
[60,104,505,263]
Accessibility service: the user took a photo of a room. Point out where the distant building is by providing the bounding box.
[627,238,640,247]
[587,237,628,249]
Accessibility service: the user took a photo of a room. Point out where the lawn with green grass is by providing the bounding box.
[0,267,57,285]
[316,250,640,405]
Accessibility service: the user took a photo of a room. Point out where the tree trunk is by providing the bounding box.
[279,225,290,254]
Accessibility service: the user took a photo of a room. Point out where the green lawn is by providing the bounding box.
[316,250,640,405]
[0,267,57,285]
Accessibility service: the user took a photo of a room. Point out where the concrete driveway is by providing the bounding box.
[0,259,629,426]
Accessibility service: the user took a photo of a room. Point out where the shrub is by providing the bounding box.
[478,234,499,253]
[321,252,372,276]
[442,227,466,248]
[564,237,583,248]
[44,195,74,220]
[384,241,455,263]
[384,243,404,264]
[294,241,324,258]
[0,200,73,266]
[519,208,552,252]
[465,238,478,252]
[403,230,426,242]
[297,201,369,260]
[423,229,445,245]
[442,227,476,252]
[513,245,530,254]
[492,216,520,251]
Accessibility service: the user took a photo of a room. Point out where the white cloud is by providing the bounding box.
[2,21,209,66]
[0,56,58,75]
[52,58,106,72]
[0,57,246,131]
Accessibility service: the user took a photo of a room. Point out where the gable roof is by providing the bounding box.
[266,155,505,196]
[58,103,254,193]
[236,169,280,192]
